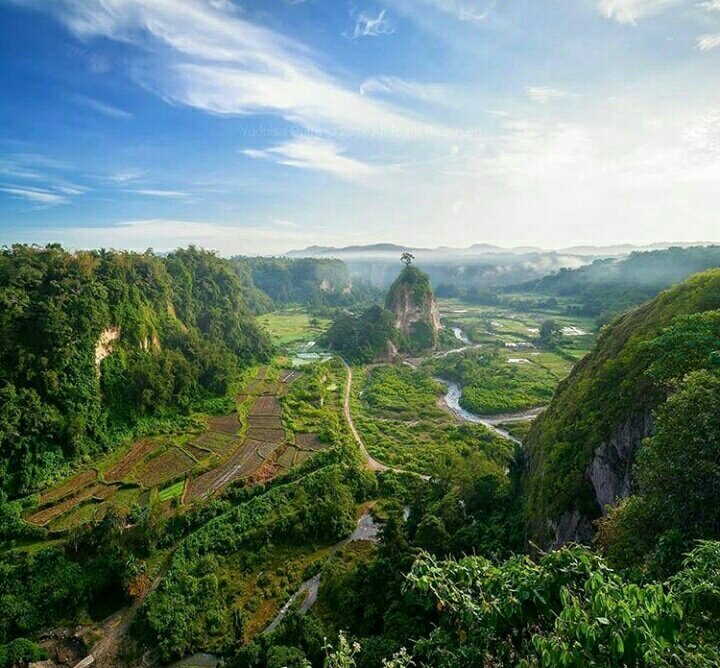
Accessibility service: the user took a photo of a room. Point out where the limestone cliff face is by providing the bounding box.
[547,411,654,548]
[385,266,441,351]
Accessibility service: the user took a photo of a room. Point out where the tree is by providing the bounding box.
[400,252,415,267]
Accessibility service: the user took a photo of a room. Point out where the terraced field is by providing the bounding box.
[24,363,328,532]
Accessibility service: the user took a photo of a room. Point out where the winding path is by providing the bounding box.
[339,357,430,480]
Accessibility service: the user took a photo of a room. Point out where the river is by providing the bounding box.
[433,327,545,445]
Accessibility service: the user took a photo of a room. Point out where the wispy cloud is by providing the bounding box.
[360,76,454,106]
[0,153,88,206]
[131,189,189,198]
[347,9,395,38]
[75,96,133,119]
[0,186,68,205]
[598,0,681,24]
[105,169,145,183]
[411,0,496,22]
[698,0,720,9]
[23,0,443,140]
[697,33,720,49]
[243,138,378,181]
[526,87,576,104]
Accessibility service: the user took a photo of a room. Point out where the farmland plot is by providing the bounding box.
[208,414,242,434]
[134,447,196,488]
[250,396,282,416]
[105,439,155,482]
[27,483,118,526]
[295,433,325,451]
[39,470,97,505]
[246,427,285,443]
[192,431,237,455]
[187,439,265,500]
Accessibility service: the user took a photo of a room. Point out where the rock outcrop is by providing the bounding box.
[385,266,441,351]
[548,411,654,547]
[94,327,120,367]
[589,412,653,514]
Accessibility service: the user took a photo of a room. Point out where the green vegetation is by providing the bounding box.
[5,245,720,668]
[524,269,720,548]
[324,306,403,363]
[517,245,720,323]
[259,309,330,346]
[354,364,513,477]
[0,245,271,498]
[232,257,380,311]
[426,348,558,415]
[327,540,720,667]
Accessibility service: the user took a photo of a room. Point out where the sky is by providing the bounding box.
[1,0,720,255]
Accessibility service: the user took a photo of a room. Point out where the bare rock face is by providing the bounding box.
[548,411,654,548]
[589,412,653,514]
[549,509,594,549]
[376,338,400,363]
[94,327,120,367]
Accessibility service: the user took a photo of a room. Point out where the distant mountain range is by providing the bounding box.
[286,241,713,259]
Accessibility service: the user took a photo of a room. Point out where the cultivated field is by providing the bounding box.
[24,362,331,532]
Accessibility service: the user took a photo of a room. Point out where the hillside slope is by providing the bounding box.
[0,245,271,496]
[522,268,720,548]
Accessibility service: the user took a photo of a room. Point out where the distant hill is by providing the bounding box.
[516,245,720,321]
[286,241,712,259]
[285,242,718,290]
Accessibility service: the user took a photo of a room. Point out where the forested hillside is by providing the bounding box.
[232,257,373,310]
[516,245,720,322]
[0,245,271,496]
[523,268,720,555]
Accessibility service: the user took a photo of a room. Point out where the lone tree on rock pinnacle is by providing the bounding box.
[401,252,415,267]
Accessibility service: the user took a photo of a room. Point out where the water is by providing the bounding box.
[438,378,521,444]
[452,326,471,344]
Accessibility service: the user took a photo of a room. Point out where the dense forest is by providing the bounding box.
[516,245,720,322]
[0,245,271,496]
[232,257,378,312]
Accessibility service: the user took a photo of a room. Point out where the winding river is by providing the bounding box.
[434,327,544,445]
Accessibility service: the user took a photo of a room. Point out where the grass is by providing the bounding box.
[433,297,598,413]
[258,308,330,346]
[159,481,185,502]
[352,365,513,476]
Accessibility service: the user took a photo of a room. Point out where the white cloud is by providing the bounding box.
[526,87,576,104]
[0,186,69,205]
[106,169,144,183]
[76,96,133,119]
[24,0,443,140]
[598,0,682,24]
[347,9,395,38]
[131,189,189,198]
[359,76,454,106]
[411,0,496,22]
[243,138,378,181]
[698,33,720,49]
[698,0,720,9]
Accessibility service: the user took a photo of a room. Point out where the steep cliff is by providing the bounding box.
[385,265,441,351]
[523,269,720,549]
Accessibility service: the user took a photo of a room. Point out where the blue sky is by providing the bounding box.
[1,0,720,254]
